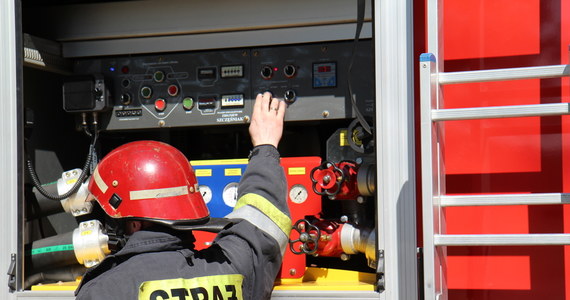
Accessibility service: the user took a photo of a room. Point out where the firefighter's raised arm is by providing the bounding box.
[215,91,291,299]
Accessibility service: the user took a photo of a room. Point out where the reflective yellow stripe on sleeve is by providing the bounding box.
[226,193,292,254]
[138,274,243,300]
[233,193,291,237]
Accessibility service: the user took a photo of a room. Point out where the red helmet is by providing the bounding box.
[88,140,209,227]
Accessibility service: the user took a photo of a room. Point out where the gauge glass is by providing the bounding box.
[198,185,212,204]
[289,184,308,204]
[222,182,240,207]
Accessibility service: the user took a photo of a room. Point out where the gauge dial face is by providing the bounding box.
[222,182,240,207]
[198,185,212,204]
[289,184,308,204]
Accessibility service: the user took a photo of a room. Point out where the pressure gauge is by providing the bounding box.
[198,185,212,204]
[289,184,308,204]
[222,182,240,207]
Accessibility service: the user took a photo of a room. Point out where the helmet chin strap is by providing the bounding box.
[104,217,199,254]
[104,217,128,254]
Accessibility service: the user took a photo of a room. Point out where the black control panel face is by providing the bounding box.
[74,40,374,130]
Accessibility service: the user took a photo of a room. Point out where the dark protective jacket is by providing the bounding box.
[75,145,291,300]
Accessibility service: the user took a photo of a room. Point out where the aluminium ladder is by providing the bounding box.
[420,54,570,300]
[420,31,570,300]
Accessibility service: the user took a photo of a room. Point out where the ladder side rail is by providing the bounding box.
[439,64,569,85]
[420,53,447,300]
[425,0,446,296]
[426,0,443,72]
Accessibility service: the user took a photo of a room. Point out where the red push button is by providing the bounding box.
[167,84,179,97]
[154,98,167,112]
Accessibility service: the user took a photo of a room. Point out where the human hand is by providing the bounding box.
[249,92,286,148]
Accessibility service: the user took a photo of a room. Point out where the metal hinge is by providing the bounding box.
[376,249,385,292]
[7,253,16,292]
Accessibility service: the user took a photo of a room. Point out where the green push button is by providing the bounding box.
[153,70,165,83]
[141,86,152,99]
[183,97,194,111]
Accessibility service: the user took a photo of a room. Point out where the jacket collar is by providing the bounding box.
[116,229,188,256]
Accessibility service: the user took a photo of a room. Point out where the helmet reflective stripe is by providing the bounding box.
[130,186,189,200]
[92,167,108,193]
[226,205,289,255]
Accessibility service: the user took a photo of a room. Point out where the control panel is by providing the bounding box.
[73,40,373,130]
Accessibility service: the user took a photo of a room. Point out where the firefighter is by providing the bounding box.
[75,91,289,300]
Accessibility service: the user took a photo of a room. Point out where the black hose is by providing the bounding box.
[24,264,87,290]
[26,231,77,272]
[29,183,65,217]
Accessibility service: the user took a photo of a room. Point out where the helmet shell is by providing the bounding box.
[88,140,209,226]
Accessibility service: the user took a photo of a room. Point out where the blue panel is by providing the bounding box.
[193,162,247,218]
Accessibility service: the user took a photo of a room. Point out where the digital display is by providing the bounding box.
[317,66,332,73]
[313,62,337,88]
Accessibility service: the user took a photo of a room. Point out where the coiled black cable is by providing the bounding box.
[26,129,98,201]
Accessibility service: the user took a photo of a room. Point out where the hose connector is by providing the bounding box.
[57,169,93,216]
[340,223,376,268]
[73,220,110,268]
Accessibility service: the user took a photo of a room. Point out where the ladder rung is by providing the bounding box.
[432,103,570,121]
[439,64,569,85]
[439,193,570,207]
[434,234,570,246]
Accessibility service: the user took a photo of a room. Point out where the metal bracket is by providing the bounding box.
[376,249,385,292]
[7,253,16,292]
